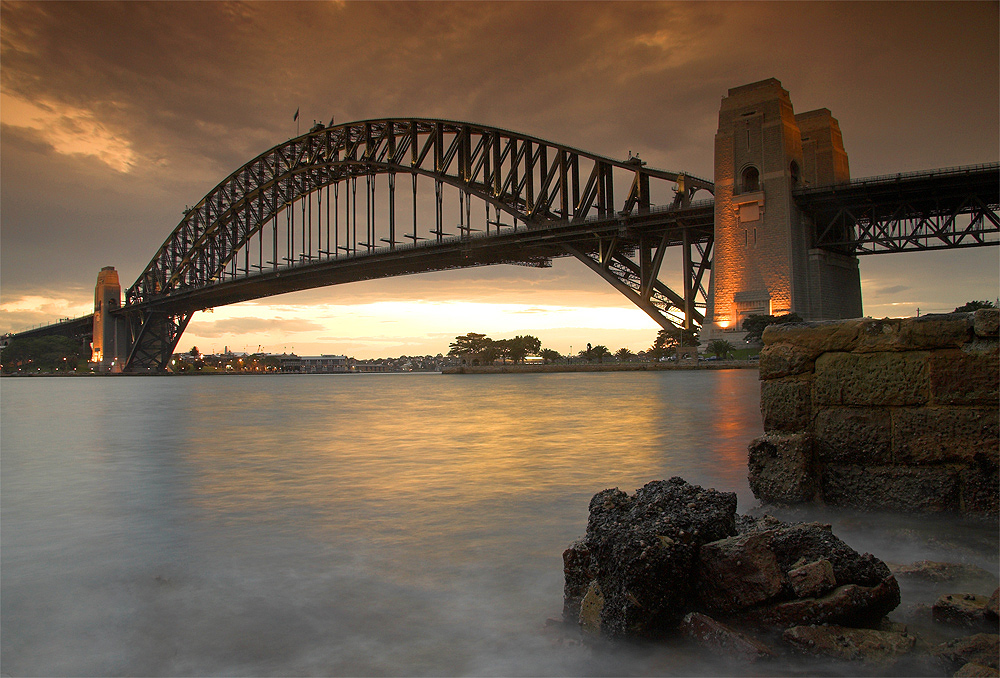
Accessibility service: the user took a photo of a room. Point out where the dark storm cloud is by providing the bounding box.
[1,1,997,330]
[877,285,911,296]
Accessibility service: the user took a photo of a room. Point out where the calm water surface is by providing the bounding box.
[2,372,996,676]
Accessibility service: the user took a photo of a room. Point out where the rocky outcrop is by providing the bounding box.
[563,478,899,641]
[580,477,738,638]
[750,310,999,515]
[560,478,1000,674]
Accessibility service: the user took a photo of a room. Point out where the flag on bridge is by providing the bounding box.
[293,107,299,122]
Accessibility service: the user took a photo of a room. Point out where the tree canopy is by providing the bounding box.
[448,333,542,364]
[1,335,87,373]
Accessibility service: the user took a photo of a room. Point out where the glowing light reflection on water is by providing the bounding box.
[1,372,995,676]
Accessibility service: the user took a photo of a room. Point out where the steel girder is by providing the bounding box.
[124,311,192,372]
[564,226,712,333]
[796,163,999,254]
[121,119,713,370]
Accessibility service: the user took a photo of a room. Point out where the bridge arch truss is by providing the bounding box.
[122,119,714,370]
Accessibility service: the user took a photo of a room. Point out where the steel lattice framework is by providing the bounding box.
[796,163,1000,254]
[121,119,714,370]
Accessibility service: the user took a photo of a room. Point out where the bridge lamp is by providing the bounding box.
[718,321,731,329]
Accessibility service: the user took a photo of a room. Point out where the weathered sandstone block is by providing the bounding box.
[961,453,1000,515]
[892,313,974,351]
[813,351,930,406]
[748,433,816,503]
[821,465,961,512]
[760,377,812,431]
[930,346,1000,405]
[814,407,892,464]
[759,343,815,379]
[893,407,999,464]
[762,318,863,355]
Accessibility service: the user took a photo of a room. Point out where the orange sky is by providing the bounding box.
[1,1,997,357]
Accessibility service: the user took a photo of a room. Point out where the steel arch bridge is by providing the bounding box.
[121,119,716,371]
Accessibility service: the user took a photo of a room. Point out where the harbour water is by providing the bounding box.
[1,371,996,676]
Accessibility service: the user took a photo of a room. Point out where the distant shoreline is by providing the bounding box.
[2,361,759,377]
[441,361,757,374]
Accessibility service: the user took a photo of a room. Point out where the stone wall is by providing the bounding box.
[748,309,999,515]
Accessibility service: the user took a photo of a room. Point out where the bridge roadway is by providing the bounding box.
[128,199,716,316]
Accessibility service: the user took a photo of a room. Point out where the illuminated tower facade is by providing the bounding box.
[704,79,862,342]
[92,266,128,371]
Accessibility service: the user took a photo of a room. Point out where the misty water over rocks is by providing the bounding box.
[2,372,996,676]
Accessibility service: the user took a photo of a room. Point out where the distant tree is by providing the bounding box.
[189,346,201,359]
[954,300,997,312]
[648,330,676,360]
[505,335,541,363]
[615,347,636,362]
[679,328,701,347]
[741,313,804,344]
[591,345,610,363]
[707,339,735,359]
[449,333,495,363]
[649,328,699,360]
[539,348,561,364]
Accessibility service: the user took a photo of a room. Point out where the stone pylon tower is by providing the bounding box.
[92,266,128,371]
[704,79,862,343]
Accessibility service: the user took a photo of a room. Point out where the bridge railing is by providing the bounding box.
[6,314,94,339]
[794,162,1000,195]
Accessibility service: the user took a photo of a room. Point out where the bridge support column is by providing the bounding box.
[704,78,863,344]
[92,267,129,372]
[124,311,193,372]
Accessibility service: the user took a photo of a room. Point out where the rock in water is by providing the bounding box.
[680,612,775,662]
[561,539,592,624]
[563,479,900,640]
[783,624,916,664]
[583,478,738,638]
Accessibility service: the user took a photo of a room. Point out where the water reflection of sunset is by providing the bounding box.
[178,372,764,546]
